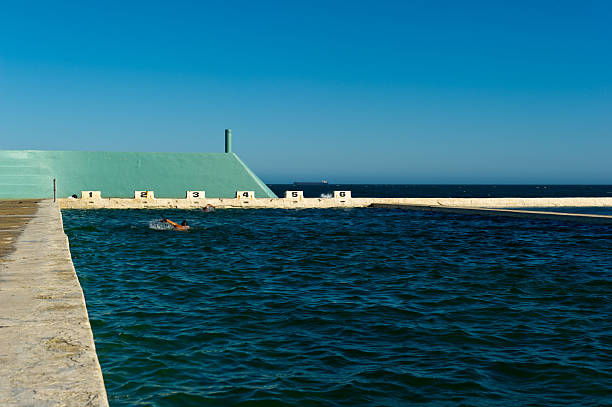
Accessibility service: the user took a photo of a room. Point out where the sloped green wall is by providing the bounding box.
[0,150,276,199]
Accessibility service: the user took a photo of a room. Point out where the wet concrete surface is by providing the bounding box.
[0,200,39,260]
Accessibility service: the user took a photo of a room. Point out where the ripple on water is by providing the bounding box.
[62,208,612,406]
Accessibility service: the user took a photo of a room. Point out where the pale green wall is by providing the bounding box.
[0,150,276,199]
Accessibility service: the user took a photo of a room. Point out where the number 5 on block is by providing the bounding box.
[285,191,304,200]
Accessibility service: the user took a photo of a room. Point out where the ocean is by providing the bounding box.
[268,184,612,198]
[63,185,612,406]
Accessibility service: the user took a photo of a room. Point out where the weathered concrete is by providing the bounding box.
[0,200,39,260]
[0,200,108,406]
[371,204,612,224]
[59,196,612,210]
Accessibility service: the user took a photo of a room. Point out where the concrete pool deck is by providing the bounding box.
[59,196,612,210]
[0,199,108,406]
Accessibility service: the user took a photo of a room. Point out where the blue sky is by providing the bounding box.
[1,0,610,183]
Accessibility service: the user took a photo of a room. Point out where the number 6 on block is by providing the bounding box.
[236,191,254,199]
[333,191,351,199]
[186,191,206,199]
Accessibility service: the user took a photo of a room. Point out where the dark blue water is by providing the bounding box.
[268,184,612,198]
[63,206,612,406]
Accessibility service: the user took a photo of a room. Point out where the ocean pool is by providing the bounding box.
[63,208,612,406]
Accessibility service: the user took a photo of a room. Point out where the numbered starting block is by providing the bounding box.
[285,190,304,200]
[334,191,352,200]
[135,190,155,200]
[186,191,206,200]
[236,191,255,200]
[81,191,101,200]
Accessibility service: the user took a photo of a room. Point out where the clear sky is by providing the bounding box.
[1,1,610,183]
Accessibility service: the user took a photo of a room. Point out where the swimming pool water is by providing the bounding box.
[63,208,612,406]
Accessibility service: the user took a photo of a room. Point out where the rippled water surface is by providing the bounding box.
[63,208,612,406]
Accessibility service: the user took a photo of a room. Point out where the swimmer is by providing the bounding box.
[203,204,215,212]
[161,218,190,231]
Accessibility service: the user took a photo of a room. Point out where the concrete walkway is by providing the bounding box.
[0,200,108,406]
[59,196,612,210]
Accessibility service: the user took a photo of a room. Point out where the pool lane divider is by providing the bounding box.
[370,204,612,224]
[0,199,109,406]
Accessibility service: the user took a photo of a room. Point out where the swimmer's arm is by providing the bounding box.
[164,219,180,227]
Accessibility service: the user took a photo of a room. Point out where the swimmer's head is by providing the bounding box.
[181,220,188,226]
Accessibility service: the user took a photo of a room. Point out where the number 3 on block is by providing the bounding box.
[186,191,206,199]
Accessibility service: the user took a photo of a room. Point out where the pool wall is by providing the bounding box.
[0,150,276,199]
